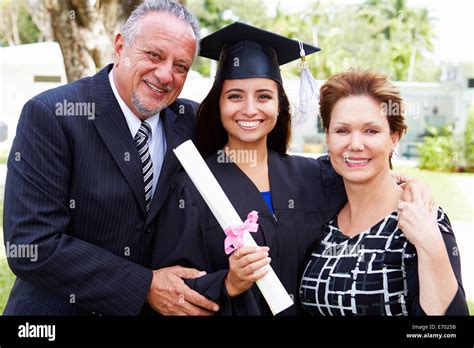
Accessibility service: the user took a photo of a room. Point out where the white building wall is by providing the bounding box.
[0,42,67,150]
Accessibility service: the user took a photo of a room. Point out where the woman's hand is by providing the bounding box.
[397,183,441,251]
[224,246,271,297]
[398,183,460,315]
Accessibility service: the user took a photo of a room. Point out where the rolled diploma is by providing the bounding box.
[173,140,293,315]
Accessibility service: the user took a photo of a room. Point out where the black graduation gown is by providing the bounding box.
[150,151,347,315]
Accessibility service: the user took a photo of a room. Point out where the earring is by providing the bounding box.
[327,150,330,160]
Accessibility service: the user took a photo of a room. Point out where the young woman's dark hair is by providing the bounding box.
[196,80,292,158]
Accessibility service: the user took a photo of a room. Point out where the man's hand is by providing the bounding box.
[147,266,220,316]
[392,172,435,210]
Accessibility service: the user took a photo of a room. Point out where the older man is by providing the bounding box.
[3,0,219,316]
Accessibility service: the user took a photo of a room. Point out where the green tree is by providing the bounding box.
[294,0,440,81]
[1,0,142,81]
[188,0,271,76]
[357,0,438,81]
[0,0,41,46]
[189,0,269,31]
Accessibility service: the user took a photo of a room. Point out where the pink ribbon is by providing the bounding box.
[224,211,259,255]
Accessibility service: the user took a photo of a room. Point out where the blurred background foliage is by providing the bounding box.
[188,0,440,81]
[418,105,474,172]
[0,0,440,82]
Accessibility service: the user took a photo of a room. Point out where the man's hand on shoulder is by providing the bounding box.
[392,172,435,210]
[147,265,220,316]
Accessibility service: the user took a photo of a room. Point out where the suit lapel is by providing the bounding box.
[89,64,146,214]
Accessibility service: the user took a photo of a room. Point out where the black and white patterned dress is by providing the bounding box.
[299,208,469,316]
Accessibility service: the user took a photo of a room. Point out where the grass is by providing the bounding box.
[0,257,15,313]
[0,149,8,165]
[0,199,16,313]
[0,198,15,313]
[393,165,474,222]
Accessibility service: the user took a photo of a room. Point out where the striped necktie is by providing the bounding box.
[134,121,153,211]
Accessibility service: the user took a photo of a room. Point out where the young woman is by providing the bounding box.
[299,70,468,315]
[150,22,346,315]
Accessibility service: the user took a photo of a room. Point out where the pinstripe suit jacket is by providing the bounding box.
[3,64,197,315]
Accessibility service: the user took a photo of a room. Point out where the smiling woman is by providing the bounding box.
[300,70,469,316]
[196,78,291,159]
[327,95,399,184]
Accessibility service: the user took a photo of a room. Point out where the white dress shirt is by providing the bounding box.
[108,70,167,198]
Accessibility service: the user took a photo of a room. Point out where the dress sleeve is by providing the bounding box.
[405,208,469,315]
[151,175,261,315]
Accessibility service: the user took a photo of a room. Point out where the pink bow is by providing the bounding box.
[224,211,259,255]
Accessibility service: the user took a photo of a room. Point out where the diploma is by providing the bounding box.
[173,140,293,315]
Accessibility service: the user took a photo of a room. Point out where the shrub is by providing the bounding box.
[464,104,474,170]
[417,125,460,172]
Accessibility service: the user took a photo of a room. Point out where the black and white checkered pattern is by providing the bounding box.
[134,122,153,212]
[300,211,417,316]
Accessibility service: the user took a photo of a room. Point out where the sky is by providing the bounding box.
[264,0,474,63]
[414,0,474,63]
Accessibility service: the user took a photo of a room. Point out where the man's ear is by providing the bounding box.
[114,33,124,66]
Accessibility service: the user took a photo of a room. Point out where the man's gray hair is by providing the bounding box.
[121,0,200,55]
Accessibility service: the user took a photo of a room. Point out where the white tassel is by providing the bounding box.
[294,40,320,125]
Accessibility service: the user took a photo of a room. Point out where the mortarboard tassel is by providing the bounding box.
[294,40,320,125]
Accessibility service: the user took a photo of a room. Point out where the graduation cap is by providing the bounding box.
[199,22,320,84]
